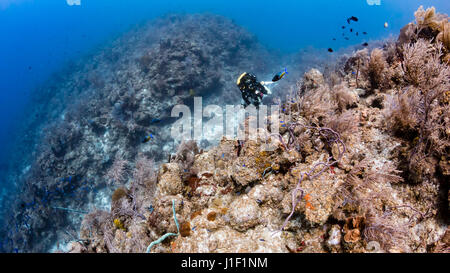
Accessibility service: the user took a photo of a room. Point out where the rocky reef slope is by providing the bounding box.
[66,7,449,253]
[0,14,284,253]
[2,7,449,253]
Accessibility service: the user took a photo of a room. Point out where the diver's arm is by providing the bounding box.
[260,81,273,94]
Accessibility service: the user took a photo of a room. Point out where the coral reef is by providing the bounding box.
[0,14,278,253]
[69,5,448,252]
[1,7,449,253]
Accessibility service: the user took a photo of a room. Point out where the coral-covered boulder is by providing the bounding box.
[157,163,183,195]
[301,68,325,93]
[229,196,261,231]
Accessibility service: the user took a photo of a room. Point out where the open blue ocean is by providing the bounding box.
[0,0,448,253]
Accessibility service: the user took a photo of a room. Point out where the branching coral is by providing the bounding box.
[324,110,359,143]
[333,84,358,112]
[398,6,448,46]
[273,123,346,231]
[437,21,450,62]
[332,158,414,252]
[105,155,128,186]
[363,210,409,252]
[399,39,450,181]
[383,89,421,136]
[132,153,157,194]
[368,48,390,90]
[298,85,336,124]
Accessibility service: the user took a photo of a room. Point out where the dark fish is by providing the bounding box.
[328,48,334,53]
[356,32,359,36]
[362,42,369,46]
[28,66,32,70]
[342,26,346,29]
[363,32,368,35]
[347,16,359,24]
[350,28,353,32]
[332,38,336,41]
[344,37,349,40]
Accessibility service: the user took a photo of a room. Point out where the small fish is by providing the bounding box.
[341,26,346,29]
[60,176,72,183]
[363,31,367,35]
[332,38,336,41]
[384,22,389,28]
[142,133,154,143]
[356,32,359,36]
[328,48,334,53]
[272,68,288,82]
[362,42,369,47]
[344,37,349,40]
[347,16,359,24]
[150,118,162,124]
[350,28,353,32]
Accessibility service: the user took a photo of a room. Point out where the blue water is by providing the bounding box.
[0,0,448,251]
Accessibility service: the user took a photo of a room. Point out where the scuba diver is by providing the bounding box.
[236,68,287,108]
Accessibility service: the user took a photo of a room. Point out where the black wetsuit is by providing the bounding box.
[237,73,268,108]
